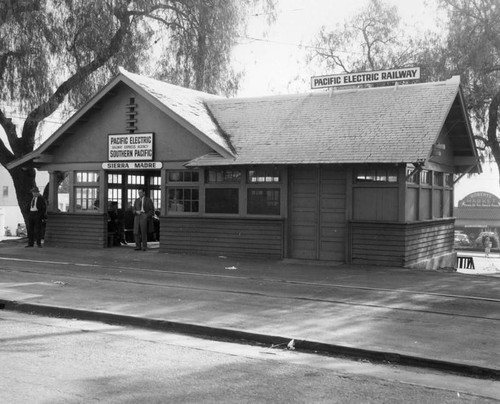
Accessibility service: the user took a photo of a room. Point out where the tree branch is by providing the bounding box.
[20,6,133,145]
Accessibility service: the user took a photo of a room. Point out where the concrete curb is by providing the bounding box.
[2,299,499,381]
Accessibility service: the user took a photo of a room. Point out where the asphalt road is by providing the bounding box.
[1,248,499,380]
[2,311,498,404]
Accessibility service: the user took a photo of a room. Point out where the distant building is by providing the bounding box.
[7,69,481,269]
[455,191,500,244]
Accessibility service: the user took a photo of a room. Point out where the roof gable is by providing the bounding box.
[7,68,233,169]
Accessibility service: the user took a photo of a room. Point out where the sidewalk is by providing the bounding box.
[1,240,499,381]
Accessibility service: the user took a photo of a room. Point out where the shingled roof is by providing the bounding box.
[7,71,479,173]
[188,78,473,166]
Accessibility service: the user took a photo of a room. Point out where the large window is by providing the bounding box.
[205,188,239,214]
[168,188,199,212]
[75,171,99,211]
[247,167,281,215]
[167,170,200,213]
[205,169,241,214]
[248,189,280,215]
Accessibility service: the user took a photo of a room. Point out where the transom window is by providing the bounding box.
[355,167,397,183]
[169,171,199,182]
[76,171,99,183]
[206,169,241,183]
[248,167,281,183]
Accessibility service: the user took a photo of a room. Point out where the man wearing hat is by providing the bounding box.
[26,186,47,248]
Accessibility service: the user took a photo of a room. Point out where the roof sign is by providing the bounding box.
[311,67,421,89]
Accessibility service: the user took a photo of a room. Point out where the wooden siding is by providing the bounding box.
[45,213,107,248]
[160,217,284,259]
[350,219,455,267]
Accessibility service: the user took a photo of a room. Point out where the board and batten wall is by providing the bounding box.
[349,219,455,268]
[45,213,108,248]
[160,217,284,259]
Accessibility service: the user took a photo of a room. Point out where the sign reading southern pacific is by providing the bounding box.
[108,132,154,161]
[311,67,420,89]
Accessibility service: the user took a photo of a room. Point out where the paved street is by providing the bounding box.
[0,240,499,390]
[3,311,497,403]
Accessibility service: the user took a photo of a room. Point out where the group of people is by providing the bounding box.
[24,185,156,251]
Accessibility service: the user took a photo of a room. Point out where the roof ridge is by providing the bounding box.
[118,67,222,100]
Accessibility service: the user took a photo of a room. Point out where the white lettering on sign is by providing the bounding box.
[311,67,421,89]
[108,133,154,161]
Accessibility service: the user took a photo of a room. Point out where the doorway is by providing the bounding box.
[107,171,161,244]
[289,166,346,261]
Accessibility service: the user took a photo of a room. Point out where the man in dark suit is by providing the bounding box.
[133,188,155,251]
[26,186,47,248]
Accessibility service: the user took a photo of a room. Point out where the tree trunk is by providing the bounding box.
[9,166,37,226]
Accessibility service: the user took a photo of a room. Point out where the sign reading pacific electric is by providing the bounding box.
[108,132,154,161]
[311,67,421,89]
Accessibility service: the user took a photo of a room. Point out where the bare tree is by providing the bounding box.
[308,0,417,74]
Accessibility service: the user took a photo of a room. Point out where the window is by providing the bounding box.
[206,169,241,183]
[169,171,199,182]
[76,171,99,183]
[355,167,397,183]
[420,170,431,185]
[433,172,443,187]
[168,188,199,212]
[444,173,453,188]
[206,188,239,214]
[75,171,99,211]
[107,174,123,208]
[248,189,280,215]
[75,187,99,210]
[406,165,419,184]
[248,167,281,183]
[166,170,200,213]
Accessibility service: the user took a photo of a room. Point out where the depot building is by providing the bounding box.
[9,69,481,269]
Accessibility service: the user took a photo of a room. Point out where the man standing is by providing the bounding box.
[133,188,154,251]
[26,186,46,248]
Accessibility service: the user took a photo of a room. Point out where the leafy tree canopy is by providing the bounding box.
[422,0,500,164]
[0,0,275,219]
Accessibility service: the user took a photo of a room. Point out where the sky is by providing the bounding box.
[233,0,443,97]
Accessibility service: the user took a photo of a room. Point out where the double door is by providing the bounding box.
[107,171,161,242]
[107,171,161,212]
[289,166,346,261]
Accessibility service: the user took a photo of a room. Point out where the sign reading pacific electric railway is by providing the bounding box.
[108,133,154,161]
[311,67,421,89]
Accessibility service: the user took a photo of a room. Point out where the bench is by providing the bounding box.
[457,256,475,269]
